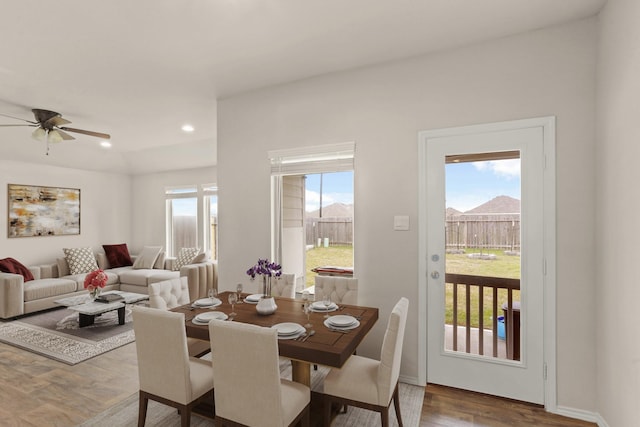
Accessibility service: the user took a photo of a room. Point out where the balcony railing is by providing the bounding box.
[446,273,521,360]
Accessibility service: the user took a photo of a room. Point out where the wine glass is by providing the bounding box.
[322,292,332,319]
[208,287,217,302]
[228,293,237,317]
[303,301,313,329]
[236,283,243,303]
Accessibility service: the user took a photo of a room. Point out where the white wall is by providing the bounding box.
[596,0,640,424]
[130,166,216,254]
[218,19,598,411]
[0,160,131,265]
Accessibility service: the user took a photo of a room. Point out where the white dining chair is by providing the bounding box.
[132,306,214,427]
[272,273,296,298]
[322,297,409,427]
[148,277,210,357]
[209,320,310,427]
[314,276,358,305]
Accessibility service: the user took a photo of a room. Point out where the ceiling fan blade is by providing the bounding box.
[0,112,38,124]
[56,129,75,141]
[0,123,38,127]
[59,126,110,139]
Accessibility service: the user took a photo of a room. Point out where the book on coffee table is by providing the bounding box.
[95,293,125,303]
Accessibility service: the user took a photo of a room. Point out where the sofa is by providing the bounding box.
[0,250,217,319]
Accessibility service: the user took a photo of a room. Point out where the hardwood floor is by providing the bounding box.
[0,340,596,426]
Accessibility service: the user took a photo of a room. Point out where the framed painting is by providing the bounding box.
[8,184,80,237]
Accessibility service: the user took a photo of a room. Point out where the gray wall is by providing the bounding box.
[218,18,597,412]
[596,0,640,424]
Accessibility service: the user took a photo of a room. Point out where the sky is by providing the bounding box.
[446,159,521,212]
[305,171,353,212]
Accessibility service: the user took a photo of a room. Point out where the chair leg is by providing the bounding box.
[323,395,333,427]
[392,383,403,427]
[180,405,190,427]
[137,392,149,427]
[380,406,389,427]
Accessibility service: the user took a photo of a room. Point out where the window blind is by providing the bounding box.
[268,142,355,175]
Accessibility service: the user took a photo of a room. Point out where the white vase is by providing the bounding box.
[256,296,278,315]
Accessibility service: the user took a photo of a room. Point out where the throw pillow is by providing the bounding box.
[190,251,210,264]
[0,257,34,282]
[132,246,163,270]
[63,247,99,275]
[173,247,199,271]
[154,251,166,269]
[102,243,133,268]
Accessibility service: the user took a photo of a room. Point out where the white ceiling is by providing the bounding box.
[0,0,606,174]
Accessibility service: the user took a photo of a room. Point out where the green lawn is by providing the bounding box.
[304,245,519,329]
[446,249,521,328]
[305,245,353,287]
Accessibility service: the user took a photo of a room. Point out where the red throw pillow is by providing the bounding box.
[102,243,133,268]
[0,257,35,282]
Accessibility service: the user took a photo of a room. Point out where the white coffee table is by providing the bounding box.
[55,291,148,328]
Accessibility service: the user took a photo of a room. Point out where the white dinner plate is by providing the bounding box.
[193,311,228,324]
[327,315,357,327]
[324,318,360,331]
[193,298,222,308]
[244,294,263,304]
[272,322,305,336]
[310,301,338,312]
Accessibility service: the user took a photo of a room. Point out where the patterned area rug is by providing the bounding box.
[80,359,424,426]
[0,306,134,365]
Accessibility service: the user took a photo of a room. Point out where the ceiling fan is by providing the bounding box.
[0,108,111,155]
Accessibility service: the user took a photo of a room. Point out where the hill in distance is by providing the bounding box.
[306,202,353,218]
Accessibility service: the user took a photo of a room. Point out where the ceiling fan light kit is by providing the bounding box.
[1,108,111,155]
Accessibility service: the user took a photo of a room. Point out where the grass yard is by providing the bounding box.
[446,248,521,328]
[304,245,519,330]
[305,245,353,287]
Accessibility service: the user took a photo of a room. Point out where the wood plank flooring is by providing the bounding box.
[0,340,596,426]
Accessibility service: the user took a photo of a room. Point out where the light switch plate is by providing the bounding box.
[394,215,410,231]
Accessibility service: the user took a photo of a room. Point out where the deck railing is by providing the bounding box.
[446,273,520,359]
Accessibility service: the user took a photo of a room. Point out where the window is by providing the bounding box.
[269,143,355,291]
[165,184,218,259]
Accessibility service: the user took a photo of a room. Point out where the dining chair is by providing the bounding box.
[322,297,409,427]
[148,277,210,357]
[272,273,296,298]
[209,320,310,427]
[132,306,214,427]
[314,276,358,305]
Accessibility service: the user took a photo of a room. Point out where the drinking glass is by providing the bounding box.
[208,288,217,302]
[236,283,243,303]
[228,293,237,317]
[303,302,313,329]
[322,293,332,318]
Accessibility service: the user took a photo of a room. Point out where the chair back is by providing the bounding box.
[149,277,190,309]
[314,276,358,304]
[209,321,285,427]
[376,297,409,405]
[272,273,296,298]
[132,306,193,404]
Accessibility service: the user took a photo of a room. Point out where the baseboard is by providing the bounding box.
[555,405,609,427]
[398,374,423,386]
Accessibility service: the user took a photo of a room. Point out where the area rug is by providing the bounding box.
[80,359,424,427]
[0,306,134,365]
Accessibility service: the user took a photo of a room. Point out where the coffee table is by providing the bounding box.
[55,291,149,328]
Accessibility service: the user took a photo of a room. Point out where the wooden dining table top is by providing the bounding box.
[172,291,379,369]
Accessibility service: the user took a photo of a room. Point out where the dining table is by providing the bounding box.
[172,291,379,387]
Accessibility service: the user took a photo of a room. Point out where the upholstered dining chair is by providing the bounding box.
[132,306,214,427]
[314,276,358,305]
[148,277,210,357]
[272,273,296,298]
[322,297,409,427]
[209,320,311,427]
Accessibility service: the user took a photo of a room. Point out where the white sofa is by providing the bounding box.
[0,252,217,319]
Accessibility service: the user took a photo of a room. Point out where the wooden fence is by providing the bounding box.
[306,217,353,247]
[446,217,520,251]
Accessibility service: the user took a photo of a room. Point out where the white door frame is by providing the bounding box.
[417,116,556,410]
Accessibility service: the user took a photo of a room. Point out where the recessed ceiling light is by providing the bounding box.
[100,141,112,148]
[181,124,194,132]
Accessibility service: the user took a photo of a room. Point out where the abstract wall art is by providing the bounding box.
[8,184,80,237]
